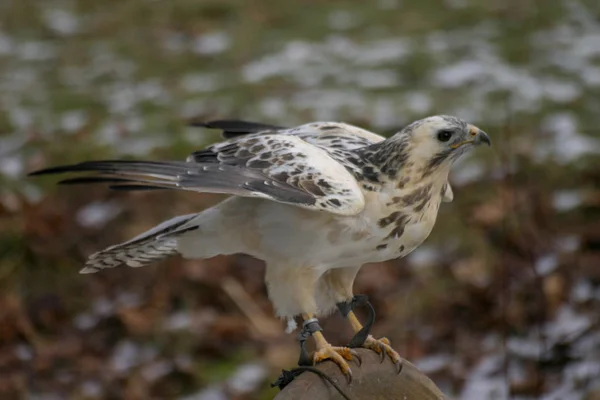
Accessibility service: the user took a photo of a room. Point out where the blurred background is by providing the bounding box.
[1,0,599,399]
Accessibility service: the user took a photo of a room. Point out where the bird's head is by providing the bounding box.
[388,115,491,178]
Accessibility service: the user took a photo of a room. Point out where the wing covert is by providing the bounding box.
[188,134,365,215]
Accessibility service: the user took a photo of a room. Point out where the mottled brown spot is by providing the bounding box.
[386,197,402,207]
[378,211,401,228]
[248,159,271,169]
[376,244,387,250]
[396,176,410,189]
[399,245,405,252]
[317,179,333,190]
[413,196,429,212]
[272,171,290,182]
[398,183,432,207]
[319,125,339,131]
[422,149,452,177]
[327,199,342,207]
[236,149,252,158]
[259,151,272,160]
[384,213,410,240]
[301,180,325,196]
[281,153,295,161]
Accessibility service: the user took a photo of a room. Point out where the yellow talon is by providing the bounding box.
[311,331,361,382]
[362,335,402,373]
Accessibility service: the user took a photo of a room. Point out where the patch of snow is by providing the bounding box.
[81,381,103,398]
[0,33,13,55]
[14,344,34,361]
[227,363,267,394]
[141,361,173,382]
[163,311,192,331]
[181,73,220,93]
[74,312,99,330]
[460,355,508,400]
[111,340,141,373]
[17,40,56,61]
[535,254,559,276]
[353,69,398,89]
[42,8,79,36]
[8,106,34,130]
[405,92,432,115]
[193,32,230,55]
[537,113,600,163]
[506,336,543,359]
[556,235,580,252]
[179,386,227,400]
[415,354,452,373]
[407,246,440,267]
[76,201,122,228]
[93,297,115,317]
[571,279,594,303]
[552,190,582,211]
[60,110,88,133]
[544,305,591,343]
[0,155,24,179]
[116,291,142,308]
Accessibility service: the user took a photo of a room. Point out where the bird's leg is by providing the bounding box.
[337,296,402,373]
[297,313,361,383]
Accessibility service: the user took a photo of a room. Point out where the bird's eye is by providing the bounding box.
[437,130,453,142]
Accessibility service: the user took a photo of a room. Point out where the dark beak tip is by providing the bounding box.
[480,131,492,147]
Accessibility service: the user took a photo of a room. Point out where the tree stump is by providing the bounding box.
[274,349,446,400]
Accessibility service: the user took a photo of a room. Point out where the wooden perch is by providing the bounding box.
[274,348,446,400]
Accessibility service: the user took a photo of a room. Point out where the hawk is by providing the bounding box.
[29,115,491,380]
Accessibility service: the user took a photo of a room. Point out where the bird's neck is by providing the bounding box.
[358,137,452,186]
[356,136,411,180]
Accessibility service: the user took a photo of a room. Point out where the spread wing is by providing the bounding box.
[29,134,366,216]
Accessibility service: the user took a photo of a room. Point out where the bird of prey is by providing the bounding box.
[29,115,491,380]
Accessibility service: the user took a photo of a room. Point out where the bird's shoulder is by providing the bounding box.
[283,122,385,149]
[194,119,385,151]
[190,120,387,180]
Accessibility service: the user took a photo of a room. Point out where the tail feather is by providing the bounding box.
[80,213,198,274]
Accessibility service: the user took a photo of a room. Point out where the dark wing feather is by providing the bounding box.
[30,160,315,205]
[190,119,286,138]
[30,134,365,215]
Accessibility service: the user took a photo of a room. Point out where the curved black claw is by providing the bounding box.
[378,343,386,363]
[349,348,362,366]
[362,336,404,372]
[395,359,404,374]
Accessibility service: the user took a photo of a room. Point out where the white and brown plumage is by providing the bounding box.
[29,115,491,378]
